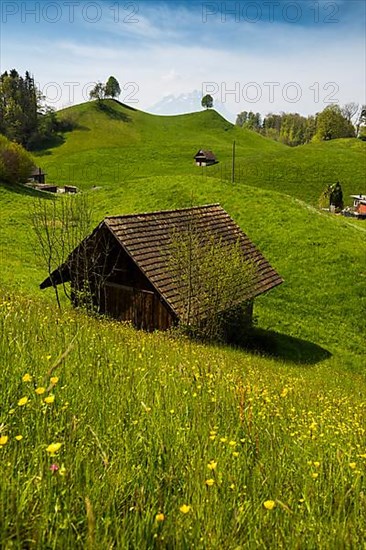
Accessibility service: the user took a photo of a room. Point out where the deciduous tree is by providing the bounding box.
[105,76,121,99]
[314,105,355,141]
[201,94,213,110]
[89,82,105,103]
[0,134,34,184]
[169,221,256,342]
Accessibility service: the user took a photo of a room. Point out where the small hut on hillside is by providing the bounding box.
[29,166,47,184]
[342,195,366,219]
[194,150,218,166]
[40,205,282,331]
[351,195,366,216]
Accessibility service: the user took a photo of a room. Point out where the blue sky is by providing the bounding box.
[1,0,365,120]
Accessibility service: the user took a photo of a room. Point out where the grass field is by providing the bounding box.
[1,294,366,549]
[37,100,366,206]
[0,99,365,548]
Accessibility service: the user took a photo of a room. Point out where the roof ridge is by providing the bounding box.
[105,204,221,221]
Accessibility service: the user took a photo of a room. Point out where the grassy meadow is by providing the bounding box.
[0,100,365,548]
[38,100,366,206]
[1,294,366,549]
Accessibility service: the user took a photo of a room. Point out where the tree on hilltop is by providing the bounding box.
[89,82,105,103]
[105,76,121,99]
[201,94,213,110]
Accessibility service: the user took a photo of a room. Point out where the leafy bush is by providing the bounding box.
[169,224,256,342]
[0,134,34,184]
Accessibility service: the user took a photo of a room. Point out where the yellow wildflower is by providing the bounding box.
[44,395,55,404]
[46,442,62,456]
[205,478,215,486]
[207,460,217,470]
[264,500,276,510]
[18,397,28,407]
[50,376,59,385]
[229,440,236,447]
[59,464,66,476]
[349,462,357,469]
[311,472,319,479]
[35,387,46,395]
[22,373,32,382]
[179,504,191,514]
[220,437,227,443]
[0,435,9,446]
[233,451,240,457]
[313,461,321,468]
[155,513,165,522]
[15,435,23,441]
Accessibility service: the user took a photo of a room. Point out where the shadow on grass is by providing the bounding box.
[98,102,132,122]
[0,182,55,199]
[239,327,332,365]
[29,134,66,156]
[110,99,138,112]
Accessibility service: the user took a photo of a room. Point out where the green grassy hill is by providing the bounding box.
[36,99,365,205]
[0,99,365,548]
[37,100,280,191]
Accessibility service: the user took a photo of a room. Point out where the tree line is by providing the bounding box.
[236,104,366,146]
[0,69,65,150]
[0,70,122,150]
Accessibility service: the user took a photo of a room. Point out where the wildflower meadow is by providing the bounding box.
[0,293,365,548]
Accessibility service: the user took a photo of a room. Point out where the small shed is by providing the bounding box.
[40,205,283,331]
[342,195,366,219]
[29,166,47,184]
[351,195,366,215]
[194,150,218,166]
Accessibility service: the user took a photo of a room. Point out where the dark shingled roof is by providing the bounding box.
[30,166,47,176]
[194,150,217,161]
[40,204,283,317]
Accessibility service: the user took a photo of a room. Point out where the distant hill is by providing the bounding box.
[33,99,366,206]
[148,89,236,122]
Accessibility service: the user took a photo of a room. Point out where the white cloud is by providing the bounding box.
[1,3,364,117]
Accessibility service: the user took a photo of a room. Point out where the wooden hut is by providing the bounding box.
[29,166,47,184]
[194,150,218,166]
[39,205,283,331]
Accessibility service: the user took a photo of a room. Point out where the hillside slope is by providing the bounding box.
[1,174,365,371]
[1,100,365,550]
[34,100,366,205]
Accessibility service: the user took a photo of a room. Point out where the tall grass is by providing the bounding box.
[1,294,365,548]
